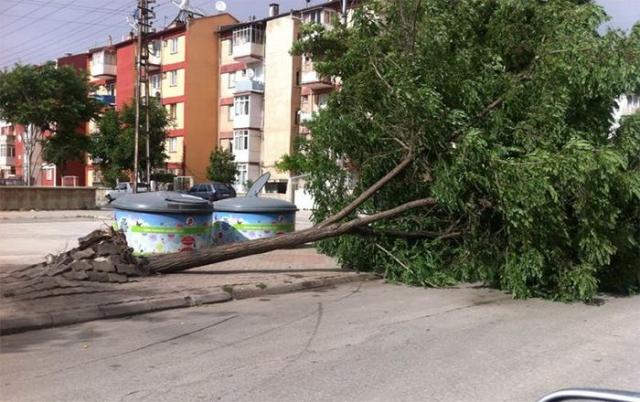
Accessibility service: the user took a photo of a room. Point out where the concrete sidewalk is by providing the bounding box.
[1,248,375,334]
[0,208,374,335]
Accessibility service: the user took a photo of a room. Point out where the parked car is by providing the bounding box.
[187,182,236,202]
[105,182,149,203]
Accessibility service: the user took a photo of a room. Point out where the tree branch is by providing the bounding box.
[351,226,462,240]
[148,197,437,274]
[317,151,415,228]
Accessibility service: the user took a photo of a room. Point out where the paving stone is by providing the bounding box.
[63,270,89,281]
[93,259,116,273]
[87,271,109,282]
[115,263,139,276]
[70,260,92,271]
[47,263,72,277]
[55,253,73,265]
[72,248,96,261]
[96,242,122,256]
[107,273,128,283]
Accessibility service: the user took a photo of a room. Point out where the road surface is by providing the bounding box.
[1,281,638,402]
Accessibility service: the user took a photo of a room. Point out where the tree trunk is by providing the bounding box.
[148,198,436,274]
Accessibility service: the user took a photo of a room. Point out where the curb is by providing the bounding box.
[0,273,378,335]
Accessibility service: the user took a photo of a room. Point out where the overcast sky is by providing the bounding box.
[0,0,638,70]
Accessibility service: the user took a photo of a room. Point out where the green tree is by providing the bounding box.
[0,63,99,185]
[90,99,168,187]
[286,0,640,301]
[206,147,238,184]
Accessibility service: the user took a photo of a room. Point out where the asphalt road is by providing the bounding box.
[1,281,639,402]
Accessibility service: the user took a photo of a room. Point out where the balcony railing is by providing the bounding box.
[93,94,115,105]
[233,79,264,94]
[300,69,332,89]
[148,52,161,69]
[232,42,264,62]
[90,61,116,78]
[299,111,314,123]
[0,156,15,166]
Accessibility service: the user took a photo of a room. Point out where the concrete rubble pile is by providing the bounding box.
[3,228,148,298]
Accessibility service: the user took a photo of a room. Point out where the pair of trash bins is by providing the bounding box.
[111,174,297,256]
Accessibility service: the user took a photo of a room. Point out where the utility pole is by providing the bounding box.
[133,0,155,193]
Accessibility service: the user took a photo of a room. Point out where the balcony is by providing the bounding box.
[232,130,261,164]
[93,94,115,105]
[0,140,15,167]
[300,69,333,90]
[232,26,265,63]
[232,42,264,63]
[148,52,161,70]
[91,62,116,79]
[90,50,116,79]
[233,93,263,129]
[299,111,314,124]
[0,155,15,166]
[233,79,264,94]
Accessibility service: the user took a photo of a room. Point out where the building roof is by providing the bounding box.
[218,0,344,33]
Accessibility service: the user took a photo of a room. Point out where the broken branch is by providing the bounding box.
[148,198,437,274]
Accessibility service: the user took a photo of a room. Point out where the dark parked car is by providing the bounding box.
[187,182,236,202]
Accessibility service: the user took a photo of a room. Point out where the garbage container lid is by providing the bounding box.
[111,191,214,214]
[213,196,297,213]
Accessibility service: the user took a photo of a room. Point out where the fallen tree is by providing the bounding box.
[148,197,437,273]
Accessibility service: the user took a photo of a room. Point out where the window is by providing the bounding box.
[232,26,265,46]
[170,37,179,54]
[168,137,178,153]
[304,10,322,24]
[301,95,309,105]
[151,74,160,90]
[169,70,178,87]
[227,105,234,121]
[233,130,249,150]
[228,72,236,88]
[227,39,233,55]
[234,95,250,116]
[168,104,177,120]
[0,144,14,157]
[236,163,248,186]
[151,40,161,57]
[45,169,53,181]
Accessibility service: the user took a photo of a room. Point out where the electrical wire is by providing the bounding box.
[0,0,135,66]
[0,0,201,69]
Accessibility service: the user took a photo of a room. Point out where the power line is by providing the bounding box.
[0,0,183,68]
[1,0,129,14]
[0,0,28,16]
[0,0,134,65]
[1,12,121,27]
[0,0,80,37]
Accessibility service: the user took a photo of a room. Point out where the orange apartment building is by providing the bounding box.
[79,13,238,186]
[217,1,343,194]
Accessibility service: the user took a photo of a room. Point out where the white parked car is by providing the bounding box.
[106,182,149,203]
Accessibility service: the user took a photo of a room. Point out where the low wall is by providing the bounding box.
[94,187,110,208]
[0,186,98,211]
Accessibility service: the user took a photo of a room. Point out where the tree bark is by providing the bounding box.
[317,152,414,228]
[148,198,436,274]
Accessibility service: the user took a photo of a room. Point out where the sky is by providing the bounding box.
[0,0,639,70]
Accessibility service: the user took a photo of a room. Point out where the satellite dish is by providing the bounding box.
[246,68,255,79]
[215,1,227,12]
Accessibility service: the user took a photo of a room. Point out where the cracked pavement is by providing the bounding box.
[1,281,639,402]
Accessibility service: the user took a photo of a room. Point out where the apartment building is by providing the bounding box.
[0,121,17,180]
[103,13,238,184]
[217,1,343,194]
